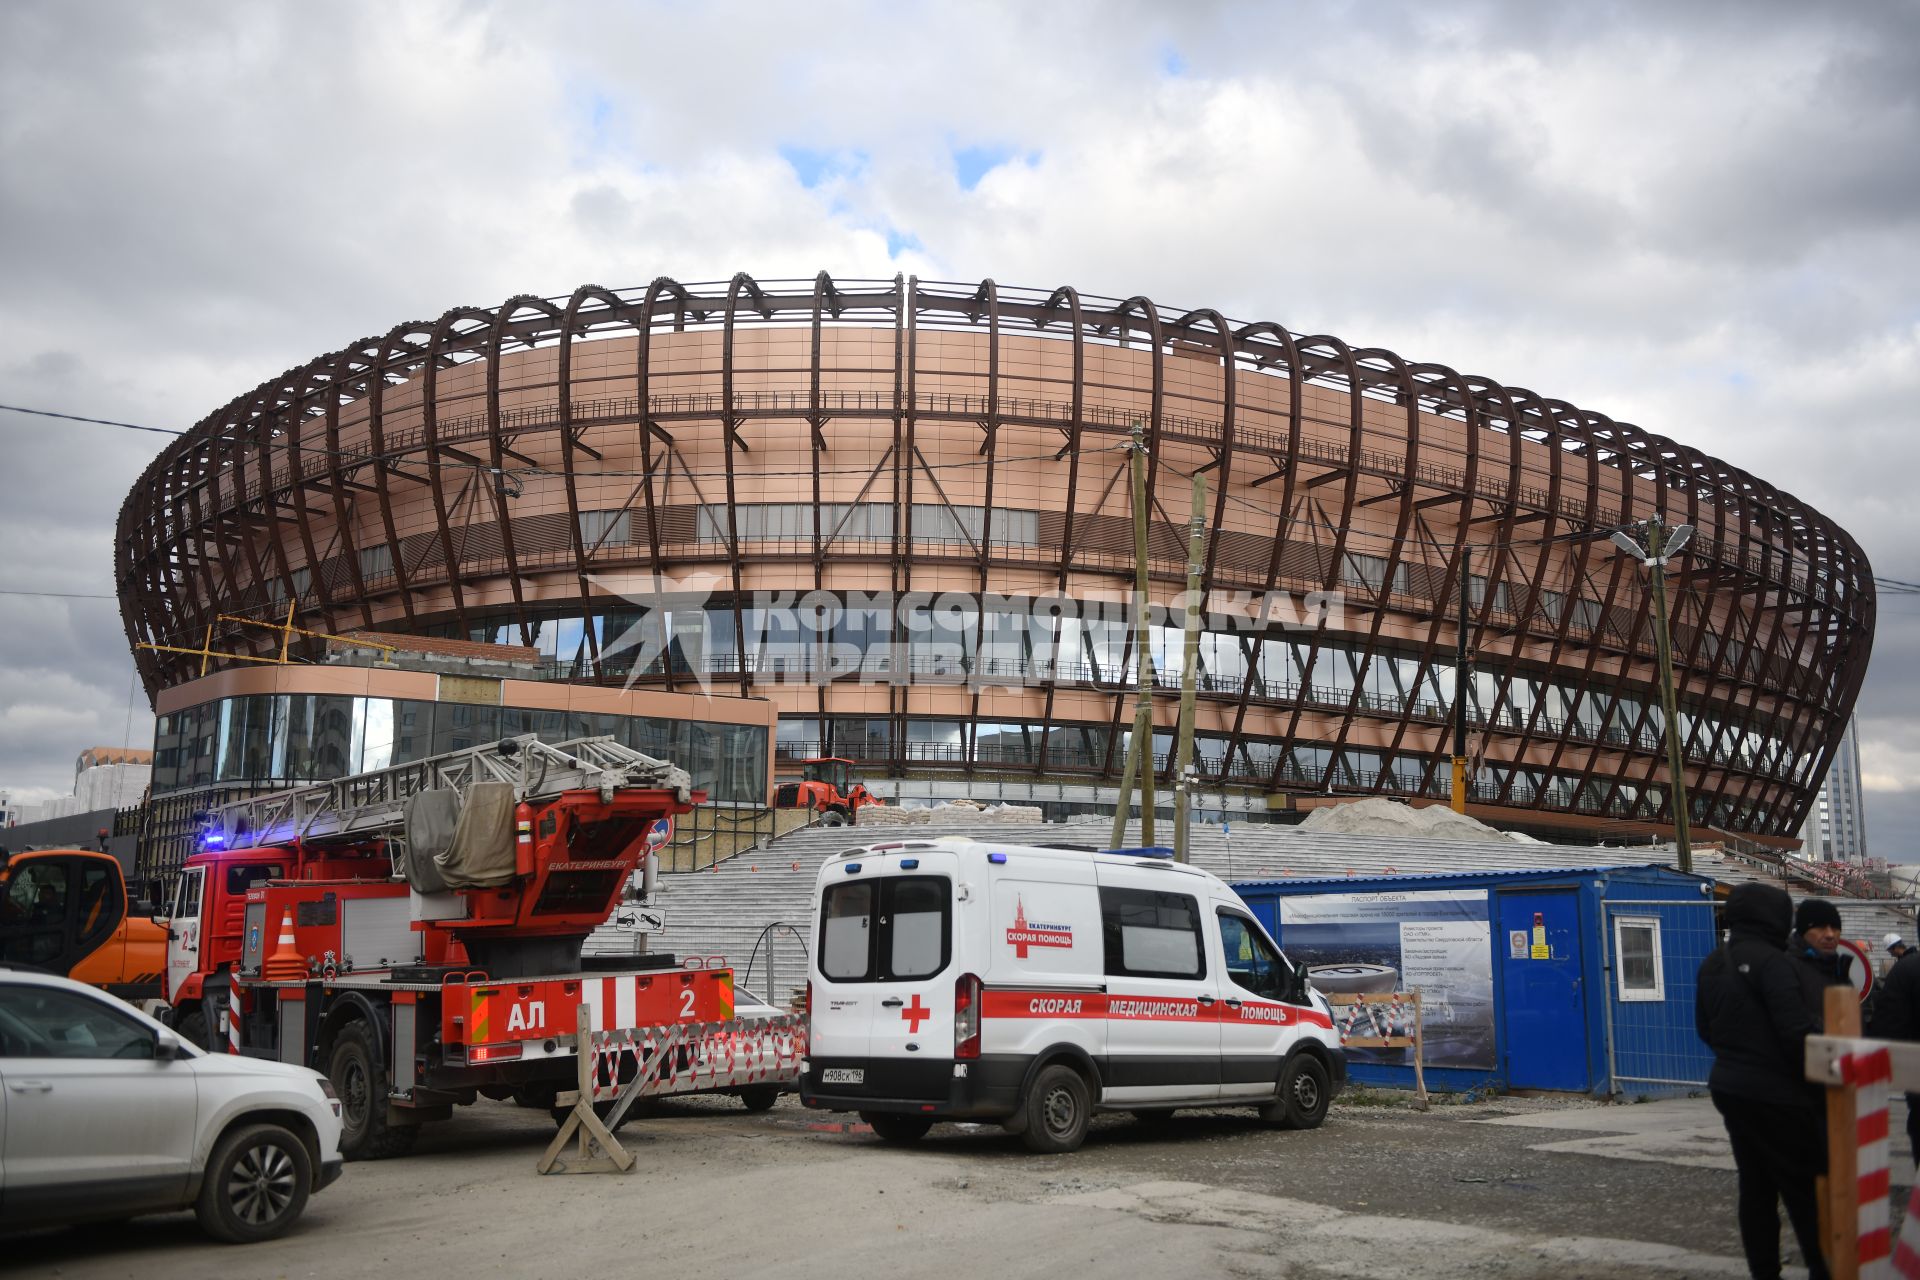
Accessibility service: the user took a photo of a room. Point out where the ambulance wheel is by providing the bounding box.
[1021,1065,1090,1154]
[328,1022,417,1160]
[862,1111,932,1144]
[1260,1054,1330,1130]
[738,1086,781,1112]
[174,1006,209,1051]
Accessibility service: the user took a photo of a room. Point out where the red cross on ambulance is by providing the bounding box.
[900,994,931,1033]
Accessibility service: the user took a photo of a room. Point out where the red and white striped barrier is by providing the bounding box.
[583,1016,807,1103]
[227,984,242,1055]
[1896,1178,1920,1279]
[1844,1047,1893,1278]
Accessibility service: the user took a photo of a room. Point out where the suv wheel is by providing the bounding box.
[1020,1064,1091,1154]
[194,1122,312,1243]
[328,1021,417,1160]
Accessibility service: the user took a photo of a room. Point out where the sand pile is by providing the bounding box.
[1298,796,1529,844]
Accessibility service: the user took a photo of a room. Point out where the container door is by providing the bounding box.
[1497,890,1589,1091]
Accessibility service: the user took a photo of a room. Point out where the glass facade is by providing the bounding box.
[152,695,769,805]
[423,594,1814,798]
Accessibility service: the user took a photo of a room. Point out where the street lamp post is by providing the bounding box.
[1609,519,1695,874]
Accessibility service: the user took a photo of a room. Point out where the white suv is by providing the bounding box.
[0,968,344,1243]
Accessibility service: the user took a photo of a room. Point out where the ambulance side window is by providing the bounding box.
[1099,888,1205,980]
[1217,911,1288,1001]
[820,882,874,980]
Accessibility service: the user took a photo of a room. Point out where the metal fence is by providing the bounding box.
[1601,898,1718,1092]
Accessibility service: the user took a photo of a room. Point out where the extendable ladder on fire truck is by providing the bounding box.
[203,735,693,849]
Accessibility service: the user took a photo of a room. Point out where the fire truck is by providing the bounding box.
[159,734,756,1160]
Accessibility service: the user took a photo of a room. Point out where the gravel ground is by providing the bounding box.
[4,1089,1818,1280]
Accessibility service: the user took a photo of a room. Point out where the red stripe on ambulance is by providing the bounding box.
[980,989,1330,1027]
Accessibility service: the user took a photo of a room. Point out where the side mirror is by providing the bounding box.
[154,1029,187,1061]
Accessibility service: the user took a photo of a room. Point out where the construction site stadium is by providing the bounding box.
[114,273,1875,853]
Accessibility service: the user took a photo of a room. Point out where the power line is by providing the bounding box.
[0,403,185,436]
[0,587,118,600]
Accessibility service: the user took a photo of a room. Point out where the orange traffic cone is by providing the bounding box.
[263,908,305,981]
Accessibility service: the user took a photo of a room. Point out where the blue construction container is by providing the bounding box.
[1232,864,1718,1097]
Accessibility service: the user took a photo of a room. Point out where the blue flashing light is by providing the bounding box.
[1103,846,1175,859]
[203,832,226,850]
[988,852,1008,864]
[900,858,920,869]
[844,862,863,874]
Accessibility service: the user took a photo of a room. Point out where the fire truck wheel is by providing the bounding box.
[174,1006,209,1051]
[738,1086,781,1113]
[194,1122,313,1244]
[1259,1054,1331,1130]
[1019,1065,1090,1154]
[861,1111,933,1144]
[328,1022,418,1160]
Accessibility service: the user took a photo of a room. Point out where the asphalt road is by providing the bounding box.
[3,1091,1809,1280]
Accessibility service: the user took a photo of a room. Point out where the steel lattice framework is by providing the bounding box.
[116,273,1875,845]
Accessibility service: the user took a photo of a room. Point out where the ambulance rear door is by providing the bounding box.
[811,854,959,1073]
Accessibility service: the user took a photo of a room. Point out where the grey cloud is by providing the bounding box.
[0,0,1914,852]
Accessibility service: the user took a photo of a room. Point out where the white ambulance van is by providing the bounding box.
[799,837,1344,1153]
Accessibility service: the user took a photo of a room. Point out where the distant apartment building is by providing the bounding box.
[2,748,152,826]
[1800,717,1868,862]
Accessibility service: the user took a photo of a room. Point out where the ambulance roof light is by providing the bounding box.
[843,862,862,874]
[1104,846,1175,859]
[899,858,920,869]
[988,852,1008,864]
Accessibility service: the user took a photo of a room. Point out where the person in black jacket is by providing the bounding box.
[1696,883,1830,1280]
[1789,898,1853,1014]
[1870,932,1920,1167]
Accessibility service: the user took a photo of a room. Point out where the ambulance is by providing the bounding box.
[798,837,1345,1153]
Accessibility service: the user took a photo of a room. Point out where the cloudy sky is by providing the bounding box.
[1,1,1914,851]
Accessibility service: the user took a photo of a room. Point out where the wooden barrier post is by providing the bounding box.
[1410,991,1429,1112]
[537,1006,635,1176]
[1328,990,1427,1109]
[1825,984,1861,1276]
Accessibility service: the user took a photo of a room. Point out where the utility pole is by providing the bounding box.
[1610,518,1695,875]
[1111,420,1157,849]
[1450,546,1471,814]
[1173,472,1207,862]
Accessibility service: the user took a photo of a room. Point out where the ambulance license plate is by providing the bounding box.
[821,1068,864,1085]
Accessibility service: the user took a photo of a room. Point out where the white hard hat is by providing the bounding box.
[1885,933,1907,951]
